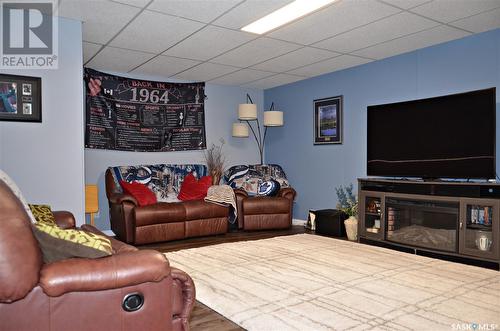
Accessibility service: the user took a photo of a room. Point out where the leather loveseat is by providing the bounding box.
[0,179,195,331]
[106,164,228,245]
[225,164,296,231]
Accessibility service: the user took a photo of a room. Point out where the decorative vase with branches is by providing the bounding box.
[335,183,358,217]
[335,183,359,241]
[204,138,226,185]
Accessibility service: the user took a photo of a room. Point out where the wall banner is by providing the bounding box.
[84,68,206,152]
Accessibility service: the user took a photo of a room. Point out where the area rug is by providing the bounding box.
[165,234,500,331]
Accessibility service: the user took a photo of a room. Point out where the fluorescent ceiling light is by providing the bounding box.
[241,0,337,35]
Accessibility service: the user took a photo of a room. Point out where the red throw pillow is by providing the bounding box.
[177,173,212,201]
[119,180,157,206]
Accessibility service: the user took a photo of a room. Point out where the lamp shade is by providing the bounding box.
[264,111,283,126]
[238,103,257,120]
[232,123,249,137]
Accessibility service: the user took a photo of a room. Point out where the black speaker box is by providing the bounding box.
[312,209,348,237]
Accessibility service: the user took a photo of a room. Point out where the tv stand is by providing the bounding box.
[358,178,500,269]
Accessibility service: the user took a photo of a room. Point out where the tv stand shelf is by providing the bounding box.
[358,178,500,269]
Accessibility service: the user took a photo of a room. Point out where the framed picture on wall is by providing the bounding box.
[0,74,41,122]
[314,95,342,144]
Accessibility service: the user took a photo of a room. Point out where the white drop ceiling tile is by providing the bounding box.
[287,55,372,77]
[209,69,275,85]
[132,55,201,77]
[110,0,150,8]
[58,0,141,44]
[163,26,255,61]
[242,74,307,89]
[352,25,470,60]
[110,10,204,53]
[148,0,240,23]
[379,0,432,10]
[174,62,240,81]
[87,47,154,73]
[313,12,439,53]
[251,47,340,73]
[212,0,294,29]
[268,0,401,45]
[211,37,301,68]
[410,0,500,23]
[83,42,102,63]
[450,7,500,33]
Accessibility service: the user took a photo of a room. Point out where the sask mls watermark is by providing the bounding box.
[452,323,498,330]
[1,1,58,69]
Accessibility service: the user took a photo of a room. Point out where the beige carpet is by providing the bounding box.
[165,234,500,331]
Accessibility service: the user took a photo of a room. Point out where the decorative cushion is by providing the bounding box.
[177,173,212,201]
[120,180,157,206]
[257,179,281,197]
[29,204,56,225]
[32,222,112,263]
[0,169,37,223]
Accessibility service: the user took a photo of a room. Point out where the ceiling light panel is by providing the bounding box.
[241,0,337,34]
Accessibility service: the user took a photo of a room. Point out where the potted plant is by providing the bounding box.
[203,138,226,185]
[335,184,358,241]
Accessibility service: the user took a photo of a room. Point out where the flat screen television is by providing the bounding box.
[367,88,496,179]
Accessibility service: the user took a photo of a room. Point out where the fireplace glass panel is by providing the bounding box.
[385,198,459,252]
[364,196,382,235]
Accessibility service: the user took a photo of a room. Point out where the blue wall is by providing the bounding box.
[0,17,85,223]
[264,29,500,220]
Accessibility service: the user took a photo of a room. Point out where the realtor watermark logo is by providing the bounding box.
[1,1,58,69]
[452,323,498,330]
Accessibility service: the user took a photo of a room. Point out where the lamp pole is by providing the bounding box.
[240,117,267,165]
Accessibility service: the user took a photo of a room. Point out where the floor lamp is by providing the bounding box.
[232,94,283,164]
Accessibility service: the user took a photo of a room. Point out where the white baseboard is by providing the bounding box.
[102,229,115,237]
[292,218,307,226]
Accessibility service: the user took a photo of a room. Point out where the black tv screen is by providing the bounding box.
[367,88,496,179]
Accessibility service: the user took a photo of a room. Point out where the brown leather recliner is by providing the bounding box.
[0,180,195,331]
[234,187,296,230]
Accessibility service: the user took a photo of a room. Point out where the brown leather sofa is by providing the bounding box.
[106,169,228,245]
[0,180,195,331]
[234,187,296,230]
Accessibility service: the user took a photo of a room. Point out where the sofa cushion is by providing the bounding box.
[134,202,186,227]
[243,196,290,215]
[177,173,212,201]
[183,200,229,220]
[29,204,56,225]
[120,180,157,206]
[32,222,113,263]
